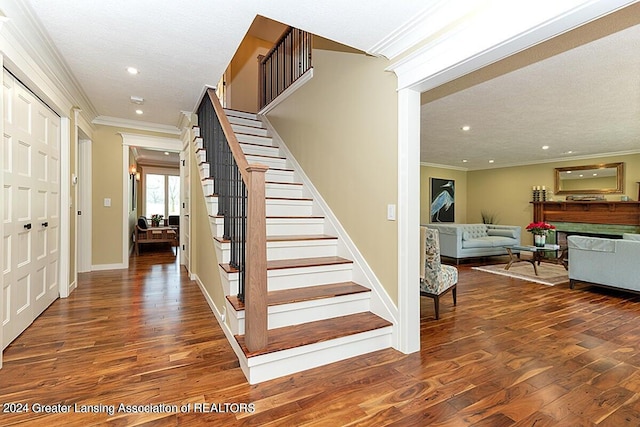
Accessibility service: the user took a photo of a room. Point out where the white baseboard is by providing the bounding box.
[91,263,127,271]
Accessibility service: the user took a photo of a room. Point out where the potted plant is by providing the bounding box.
[525,221,556,247]
[151,214,163,227]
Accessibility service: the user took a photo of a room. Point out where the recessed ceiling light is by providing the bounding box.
[461,125,470,131]
[488,160,494,163]
[566,171,572,174]
[593,173,598,176]
[462,159,468,163]
[127,67,139,75]
[130,96,144,105]
[566,150,573,154]
[542,145,549,150]
[164,152,170,156]
[135,109,143,115]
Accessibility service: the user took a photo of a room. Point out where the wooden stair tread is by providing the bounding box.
[226,282,370,311]
[215,234,337,244]
[235,312,391,358]
[220,256,353,273]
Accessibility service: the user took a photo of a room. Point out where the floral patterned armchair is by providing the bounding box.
[420,227,458,319]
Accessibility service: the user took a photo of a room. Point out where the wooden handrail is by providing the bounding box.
[204,88,269,352]
[207,88,251,185]
[260,26,293,66]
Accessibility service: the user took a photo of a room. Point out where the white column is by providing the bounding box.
[396,87,421,354]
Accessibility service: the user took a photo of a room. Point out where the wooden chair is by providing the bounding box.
[420,227,458,319]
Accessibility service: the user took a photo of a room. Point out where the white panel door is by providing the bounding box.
[2,70,60,349]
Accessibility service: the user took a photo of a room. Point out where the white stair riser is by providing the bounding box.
[266,169,296,183]
[228,293,371,335]
[210,216,323,237]
[193,127,201,137]
[227,115,264,128]
[203,180,302,199]
[217,239,338,263]
[194,137,203,150]
[240,143,280,157]
[246,155,287,169]
[224,109,257,120]
[267,219,323,235]
[223,264,353,295]
[196,151,207,164]
[200,163,209,178]
[237,133,275,146]
[205,197,312,217]
[232,124,269,137]
[240,327,393,384]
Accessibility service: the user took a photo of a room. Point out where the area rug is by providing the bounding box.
[472,262,569,286]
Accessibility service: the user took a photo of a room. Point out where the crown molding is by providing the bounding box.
[93,116,181,135]
[367,0,474,60]
[1,0,99,124]
[420,162,468,172]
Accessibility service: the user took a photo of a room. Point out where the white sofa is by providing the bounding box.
[568,233,640,293]
[425,224,521,264]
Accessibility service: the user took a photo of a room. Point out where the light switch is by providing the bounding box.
[387,204,396,221]
[104,198,111,207]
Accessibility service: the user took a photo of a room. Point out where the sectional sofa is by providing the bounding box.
[568,233,640,293]
[425,223,521,264]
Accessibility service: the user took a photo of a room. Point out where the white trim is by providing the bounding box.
[257,68,314,116]
[93,116,180,135]
[90,263,127,271]
[396,88,421,354]
[260,116,398,331]
[77,139,93,273]
[368,0,470,59]
[121,144,131,269]
[59,117,71,298]
[71,108,80,289]
[420,162,469,172]
[388,0,640,92]
[119,133,182,151]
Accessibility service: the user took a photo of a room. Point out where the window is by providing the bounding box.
[144,170,180,218]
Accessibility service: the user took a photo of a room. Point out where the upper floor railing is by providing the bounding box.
[197,89,269,352]
[258,27,312,110]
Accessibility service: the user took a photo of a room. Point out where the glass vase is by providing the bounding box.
[534,234,546,247]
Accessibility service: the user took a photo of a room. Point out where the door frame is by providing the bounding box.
[77,137,92,273]
[120,133,182,268]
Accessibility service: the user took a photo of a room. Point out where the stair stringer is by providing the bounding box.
[259,116,400,348]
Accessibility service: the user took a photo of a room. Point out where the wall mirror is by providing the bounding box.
[554,162,624,195]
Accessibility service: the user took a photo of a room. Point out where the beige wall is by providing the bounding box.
[421,153,640,245]
[420,166,468,224]
[266,49,400,304]
[228,35,272,113]
[189,141,226,314]
[91,125,178,266]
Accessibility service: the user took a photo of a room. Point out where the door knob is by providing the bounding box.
[42,222,49,227]
[24,223,32,230]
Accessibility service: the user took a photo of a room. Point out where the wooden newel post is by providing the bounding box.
[244,163,269,352]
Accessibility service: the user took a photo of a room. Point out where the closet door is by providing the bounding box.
[2,70,60,349]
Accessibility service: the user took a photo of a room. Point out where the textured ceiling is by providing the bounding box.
[421,7,640,170]
[19,1,640,169]
[24,0,428,129]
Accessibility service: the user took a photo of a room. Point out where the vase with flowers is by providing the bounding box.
[525,221,556,247]
[151,214,164,227]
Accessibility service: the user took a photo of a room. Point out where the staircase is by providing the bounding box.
[194,108,393,384]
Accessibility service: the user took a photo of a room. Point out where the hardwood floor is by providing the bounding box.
[1,252,640,426]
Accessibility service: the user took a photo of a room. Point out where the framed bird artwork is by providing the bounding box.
[430,178,455,222]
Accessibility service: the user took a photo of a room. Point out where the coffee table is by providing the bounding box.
[503,244,562,276]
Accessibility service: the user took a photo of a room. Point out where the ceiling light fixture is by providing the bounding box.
[542,145,549,150]
[130,96,144,105]
[488,160,494,164]
[164,152,170,156]
[461,125,470,131]
[462,159,468,163]
[135,109,143,115]
[127,67,139,75]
